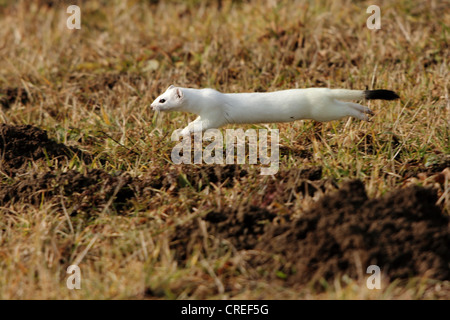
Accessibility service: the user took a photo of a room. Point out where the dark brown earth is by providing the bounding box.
[0,124,91,176]
[171,205,280,262]
[0,87,30,109]
[404,155,450,179]
[172,164,248,190]
[171,181,450,286]
[0,164,248,214]
[0,124,449,289]
[256,180,450,285]
[0,169,135,214]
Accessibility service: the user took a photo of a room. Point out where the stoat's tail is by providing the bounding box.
[330,89,399,101]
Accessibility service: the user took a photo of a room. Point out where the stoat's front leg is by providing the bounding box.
[180,116,202,136]
[180,116,223,135]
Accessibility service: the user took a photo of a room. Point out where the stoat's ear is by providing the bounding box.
[168,84,175,90]
[175,88,183,99]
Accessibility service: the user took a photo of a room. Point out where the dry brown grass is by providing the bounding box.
[0,0,449,299]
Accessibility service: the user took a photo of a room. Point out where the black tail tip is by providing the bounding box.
[364,90,399,100]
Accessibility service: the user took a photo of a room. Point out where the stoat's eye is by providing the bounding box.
[159,98,166,103]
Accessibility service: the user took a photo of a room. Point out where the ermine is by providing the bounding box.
[151,85,399,135]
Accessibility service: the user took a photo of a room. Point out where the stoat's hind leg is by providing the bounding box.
[345,102,373,121]
[317,100,372,122]
[347,102,374,115]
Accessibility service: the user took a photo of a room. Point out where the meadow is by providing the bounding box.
[0,0,448,299]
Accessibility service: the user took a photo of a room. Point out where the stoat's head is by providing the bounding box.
[151,85,184,112]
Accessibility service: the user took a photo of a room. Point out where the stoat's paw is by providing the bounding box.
[347,102,374,121]
[180,128,191,136]
[363,109,374,121]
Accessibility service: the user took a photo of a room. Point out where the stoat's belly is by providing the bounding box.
[234,110,309,124]
[225,92,312,124]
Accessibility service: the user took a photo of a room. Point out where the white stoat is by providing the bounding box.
[150,85,399,135]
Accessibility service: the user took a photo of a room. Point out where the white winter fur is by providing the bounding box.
[151,86,373,135]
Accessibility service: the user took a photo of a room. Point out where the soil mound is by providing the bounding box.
[172,205,279,261]
[257,180,450,285]
[0,124,91,175]
[172,164,248,190]
[0,169,135,213]
[172,180,450,285]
